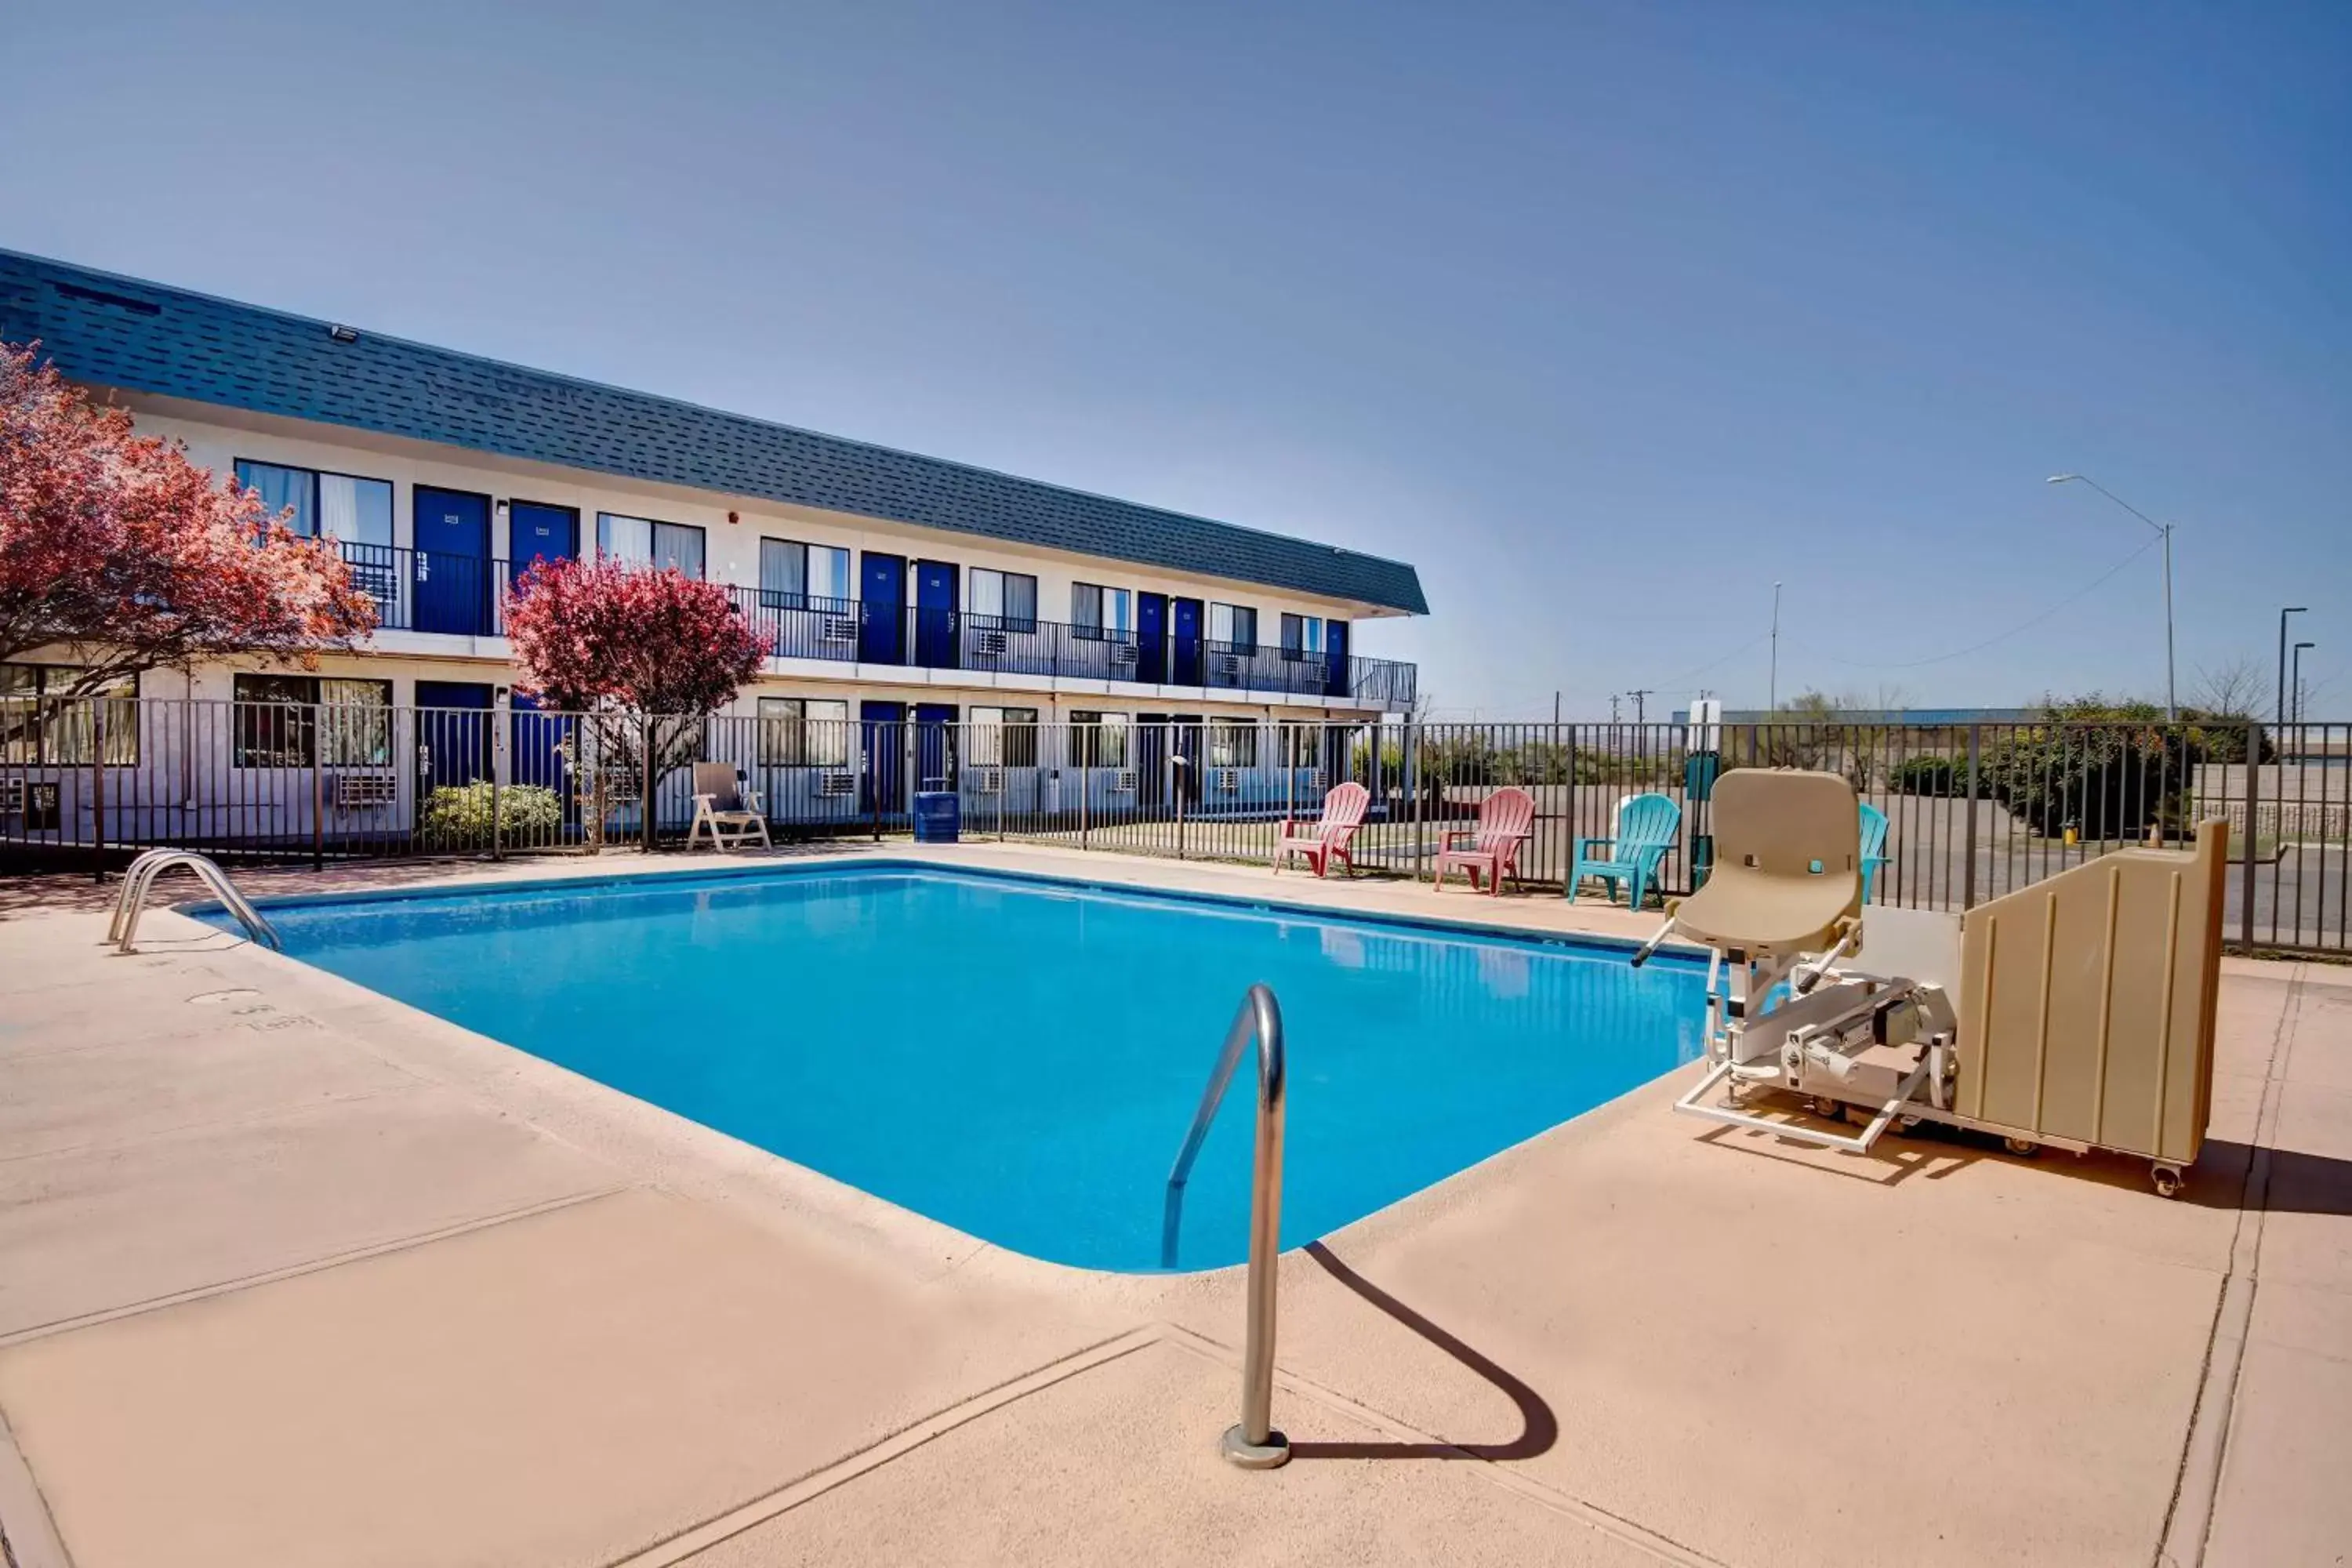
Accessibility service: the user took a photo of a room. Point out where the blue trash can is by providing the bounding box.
[913,790,960,844]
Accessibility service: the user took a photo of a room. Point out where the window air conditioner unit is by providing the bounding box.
[817,770,858,798]
[970,766,1003,794]
[333,773,399,810]
[1210,767,1242,794]
[1213,654,1243,679]
[971,630,1009,657]
[1110,642,1139,666]
[1299,769,1326,793]
[0,779,22,814]
[818,615,858,644]
[1110,769,1138,794]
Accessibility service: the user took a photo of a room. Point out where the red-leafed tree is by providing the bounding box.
[501,555,768,835]
[0,341,376,691]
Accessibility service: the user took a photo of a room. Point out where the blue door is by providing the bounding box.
[861,699,906,818]
[914,702,958,790]
[1134,713,1169,805]
[1172,713,1204,803]
[416,681,495,791]
[509,503,576,575]
[1325,619,1350,699]
[1136,593,1167,684]
[413,488,492,635]
[509,691,577,822]
[914,560,958,670]
[1171,598,1203,686]
[860,554,906,664]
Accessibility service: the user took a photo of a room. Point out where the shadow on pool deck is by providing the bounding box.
[1286,1241,1558,1464]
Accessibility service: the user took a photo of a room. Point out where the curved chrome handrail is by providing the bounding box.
[1163,982,1288,1468]
[111,851,281,954]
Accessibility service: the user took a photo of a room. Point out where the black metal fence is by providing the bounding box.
[5,700,2345,956]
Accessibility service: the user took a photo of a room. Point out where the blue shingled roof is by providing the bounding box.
[0,249,1428,615]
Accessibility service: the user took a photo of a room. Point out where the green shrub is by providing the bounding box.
[1891,755,1980,797]
[419,782,565,849]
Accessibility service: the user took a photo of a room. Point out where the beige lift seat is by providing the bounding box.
[1672,769,1863,956]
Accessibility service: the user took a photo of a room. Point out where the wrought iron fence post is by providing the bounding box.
[490,709,505,862]
[90,700,106,884]
[310,704,325,871]
[1963,724,1980,912]
[641,712,655,853]
[1406,719,1423,882]
[2241,720,2259,950]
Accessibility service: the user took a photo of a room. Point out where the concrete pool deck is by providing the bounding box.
[0,843,2345,1566]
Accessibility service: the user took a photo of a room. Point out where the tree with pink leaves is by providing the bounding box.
[0,341,375,689]
[501,554,768,839]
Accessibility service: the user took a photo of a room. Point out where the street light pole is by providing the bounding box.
[1769,581,1783,713]
[2292,641,2315,728]
[2278,607,2309,731]
[2047,474,2177,720]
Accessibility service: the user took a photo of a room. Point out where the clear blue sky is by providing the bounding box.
[6,2,2346,717]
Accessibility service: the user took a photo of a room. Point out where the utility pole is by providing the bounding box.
[2279,607,2309,731]
[1769,583,1783,712]
[2049,474,2178,720]
[1552,690,1560,725]
[1625,688,1655,724]
[2292,641,2316,728]
[1609,694,1621,723]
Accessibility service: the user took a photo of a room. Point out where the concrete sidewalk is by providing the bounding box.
[0,844,2343,1566]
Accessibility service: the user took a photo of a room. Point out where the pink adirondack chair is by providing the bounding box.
[1434,787,1536,895]
[1273,782,1371,878]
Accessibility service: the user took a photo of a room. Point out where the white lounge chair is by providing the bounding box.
[688,762,771,852]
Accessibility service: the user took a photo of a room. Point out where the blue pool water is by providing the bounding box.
[225,865,1704,1271]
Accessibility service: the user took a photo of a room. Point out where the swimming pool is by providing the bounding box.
[223,864,1704,1271]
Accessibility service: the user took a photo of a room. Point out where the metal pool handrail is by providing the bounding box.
[109,850,281,954]
[1163,982,1290,1469]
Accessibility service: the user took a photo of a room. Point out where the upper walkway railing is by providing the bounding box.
[329,544,1416,707]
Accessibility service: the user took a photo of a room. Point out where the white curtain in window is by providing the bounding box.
[599,514,653,564]
[970,570,1004,620]
[760,540,806,601]
[969,705,1004,766]
[237,461,317,536]
[811,546,851,604]
[314,474,394,546]
[654,522,705,579]
[320,678,391,766]
[1003,573,1036,627]
[807,699,848,765]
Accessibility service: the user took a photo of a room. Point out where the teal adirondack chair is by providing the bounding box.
[1570,793,1682,910]
[1859,800,1889,904]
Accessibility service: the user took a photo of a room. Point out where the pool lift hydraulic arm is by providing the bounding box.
[1634,908,1958,1155]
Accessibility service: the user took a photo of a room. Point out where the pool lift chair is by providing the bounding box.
[1632,770,1959,1159]
[1631,768,2226,1197]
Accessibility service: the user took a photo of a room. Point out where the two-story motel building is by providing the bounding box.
[1,249,1424,840]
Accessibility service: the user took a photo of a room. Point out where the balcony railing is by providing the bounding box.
[333,546,1414,706]
[726,590,1416,707]
[341,543,509,637]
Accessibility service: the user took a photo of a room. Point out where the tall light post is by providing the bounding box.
[2292,641,2315,728]
[2048,474,2176,720]
[2278,607,2309,731]
[1769,581,1783,713]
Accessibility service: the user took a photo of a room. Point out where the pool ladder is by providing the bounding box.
[108,849,281,955]
[1164,983,1289,1469]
